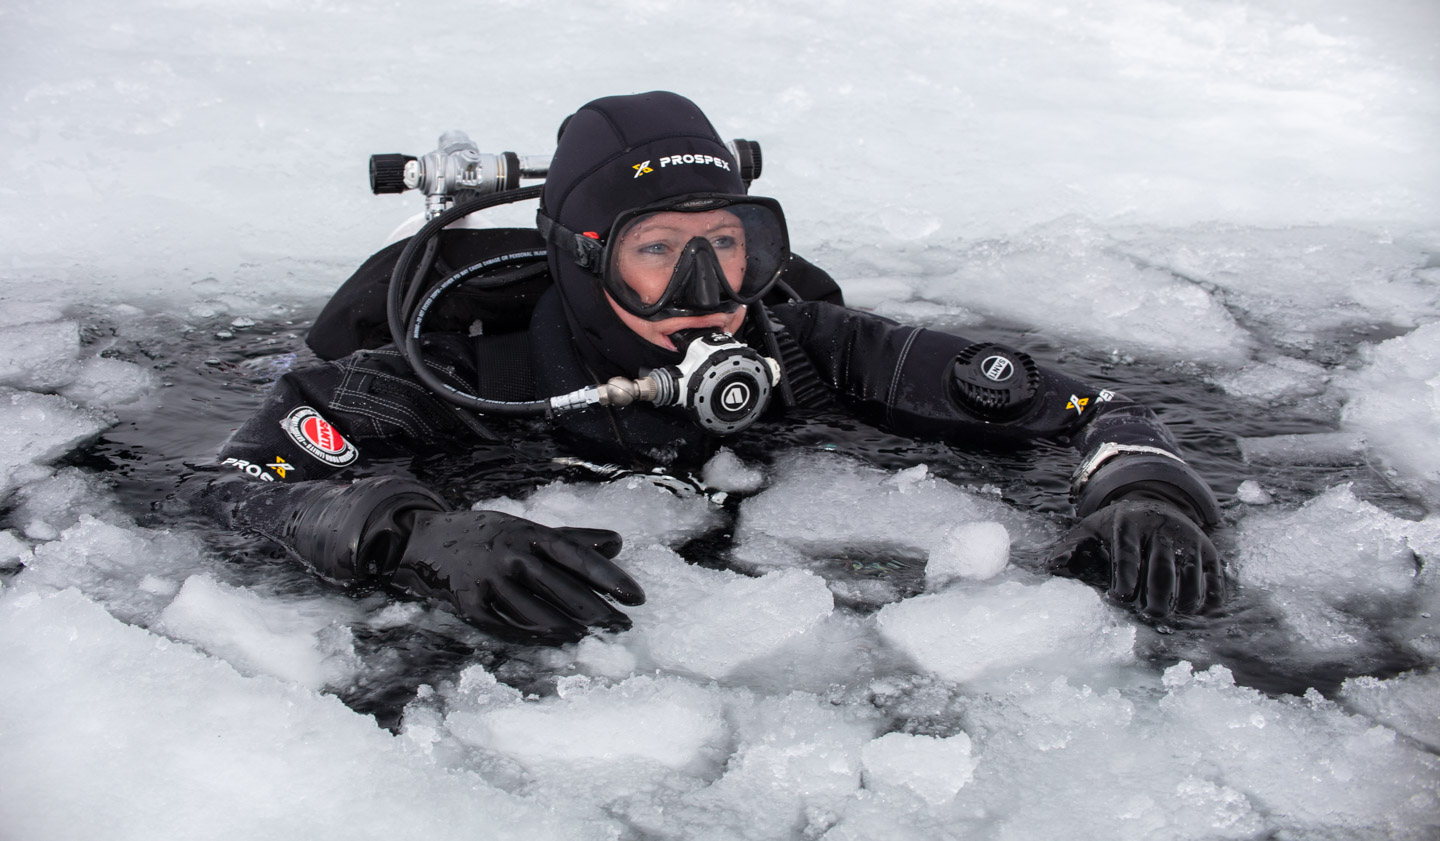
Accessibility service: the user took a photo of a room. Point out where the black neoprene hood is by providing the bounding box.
[542,91,746,238]
[539,91,752,380]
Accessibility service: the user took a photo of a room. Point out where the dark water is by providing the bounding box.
[45,300,1434,728]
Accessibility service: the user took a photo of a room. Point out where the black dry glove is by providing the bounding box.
[389,509,645,645]
[1048,450,1225,618]
[1047,499,1223,617]
[215,474,644,643]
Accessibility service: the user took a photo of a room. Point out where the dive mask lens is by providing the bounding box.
[602,195,789,321]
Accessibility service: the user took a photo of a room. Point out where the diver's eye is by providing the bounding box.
[711,235,739,250]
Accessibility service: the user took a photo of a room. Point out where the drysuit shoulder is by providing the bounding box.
[306,227,551,361]
[771,254,845,307]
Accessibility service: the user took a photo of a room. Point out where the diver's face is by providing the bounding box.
[606,209,748,350]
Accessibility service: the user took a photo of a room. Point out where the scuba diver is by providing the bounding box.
[194,91,1224,645]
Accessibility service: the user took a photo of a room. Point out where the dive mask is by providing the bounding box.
[540,194,790,321]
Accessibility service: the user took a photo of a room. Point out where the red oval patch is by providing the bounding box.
[300,414,347,454]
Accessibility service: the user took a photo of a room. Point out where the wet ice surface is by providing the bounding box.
[4,0,1440,839]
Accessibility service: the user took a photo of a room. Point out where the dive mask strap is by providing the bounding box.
[536,210,605,271]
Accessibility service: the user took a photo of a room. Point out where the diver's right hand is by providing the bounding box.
[388,509,644,644]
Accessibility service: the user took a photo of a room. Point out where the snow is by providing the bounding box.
[4,0,1440,839]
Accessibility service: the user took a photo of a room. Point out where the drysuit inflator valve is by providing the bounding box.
[550,330,779,434]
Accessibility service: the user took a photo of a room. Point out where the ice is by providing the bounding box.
[4,0,1440,838]
[1232,484,1438,658]
[0,530,27,565]
[0,588,610,841]
[860,731,977,805]
[916,219,1254,366]
[59,355,160,410]
[664,690,876,838]
[1234,479,1274,506]
[925,520,1011,588]
[0,320,81,390]
[1341,671,1440,751]
[1235,485,1432,600]
[474,472,722,547]
[701,447,766,493]
[1341,321,1440,505]
[734,453,1057,572]
[157,574,362,690]
[614,547,836,681]
[448,673,728,774]
[1237,431,1367,466]
[1211,355,1330,404]
[15,513,208,626]
[0,389,112,500]
[876,578,1137,686]
[1117,226,1440,355]
[9,466,128,535]
[1154,663,1440,837]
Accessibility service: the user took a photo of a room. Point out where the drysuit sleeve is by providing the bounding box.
[213,341,483,486]
[768,301,1217,521]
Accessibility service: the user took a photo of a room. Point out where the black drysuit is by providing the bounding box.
[197,89,1225,638]
[198,245,1218,598]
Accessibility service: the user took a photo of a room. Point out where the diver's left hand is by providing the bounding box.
[1046,500,1224,618]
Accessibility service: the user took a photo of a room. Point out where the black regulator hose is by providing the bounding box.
[386,185,553,416]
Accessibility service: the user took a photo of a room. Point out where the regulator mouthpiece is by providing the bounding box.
[549,331,779,435]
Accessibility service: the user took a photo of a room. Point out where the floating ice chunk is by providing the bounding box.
[888,463,929,491]
[664,690,874,836]
[622,546,835,680]
[1212,356,1329,403]
[137,574,178,596]
[1237,431,1365,465]
[17,514,208,626]
[926,521,1010,588]
[1120,227,1440,347]
[0,389,111,500]
[58,356,158,410]
[876,204,942,241]
[1340,321,1440,504]
[22,519,59,540]
[11,466,125,536]
[157,575,362,690]
[701,447,765,493]
[0,530,27,564]
[474,473,722,547]
[876,578,1135,685]
[884,672,1267,840]
[1157,663,1440,835]
[920,219,1251,365]
[452,674,727,774]
[1340,671,1440,751]
[366,600,425,630]
[1235,479,1273,505]
[0,587,604,841]
[0,320,80,390]
[572,635,639,679]
[1231,485,1438,658]
[1235,484,1427,600]
[735,452,1055,570]
[861,731,977,805]
[0,301,66,329]
[839,275,918,311]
